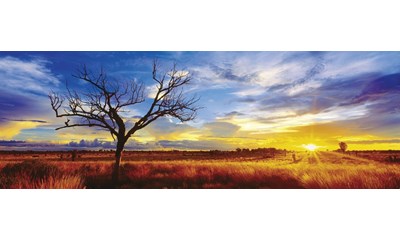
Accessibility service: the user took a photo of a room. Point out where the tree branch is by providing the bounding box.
[50,61,199,146]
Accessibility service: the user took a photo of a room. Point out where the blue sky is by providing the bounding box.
[1,51,400,150]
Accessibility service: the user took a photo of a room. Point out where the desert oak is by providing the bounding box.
[49,60,199,185]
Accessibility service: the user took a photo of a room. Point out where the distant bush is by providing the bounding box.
[339,142,348,153]
[386,156,400,163]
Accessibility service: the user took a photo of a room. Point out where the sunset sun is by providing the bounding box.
[303,144,318,151]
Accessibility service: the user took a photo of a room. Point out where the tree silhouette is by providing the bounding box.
[339,142,348,153]
[49,60,199,185]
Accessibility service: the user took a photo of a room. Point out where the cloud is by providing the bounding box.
[344,139,400,145]
[223,111,245,118]
[0,118,47,123]
[223,102,371,135]
[142,118,201,141]
[232,87,265,97]
[214,53,400,143]
[0,96,56,138]
[157,139,233,150]
[0,56,60,94]
[0,121,42,139]
[146,84,159,98]
[0,140,57,150]
[285,79,322,96]
[0,138,235,151]
[67,139,160,150]
[0,90,49,119]
[343,73,400,105]
[0,56,61,139]
[317,52,400,79]
[203,121,240,137]
[54,125,114,143]
[208,64,255,82]
[67,139,115,148]
[0,140,26,146]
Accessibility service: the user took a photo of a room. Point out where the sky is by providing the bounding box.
[0,51,399,151]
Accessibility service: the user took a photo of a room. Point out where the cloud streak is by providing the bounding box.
[0,118,47,123]
[0,56,60,94]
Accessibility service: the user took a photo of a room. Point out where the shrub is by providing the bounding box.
[386,156,400,163]
[1,160,61,179]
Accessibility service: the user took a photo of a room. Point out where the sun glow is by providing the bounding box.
[303,144,318,151]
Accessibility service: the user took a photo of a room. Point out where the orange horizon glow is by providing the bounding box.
[2,119,400,151]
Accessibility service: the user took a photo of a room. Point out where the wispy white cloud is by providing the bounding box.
[223,102,372,134]
[285,79,322,96]
[0,56,60,94]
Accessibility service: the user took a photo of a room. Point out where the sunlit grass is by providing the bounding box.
[0,151,400,188]
[0,161,85,189]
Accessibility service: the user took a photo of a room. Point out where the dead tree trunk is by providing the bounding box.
[112,138,125,187]
[49,61,199,188]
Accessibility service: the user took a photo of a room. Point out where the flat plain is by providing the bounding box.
[1,149,399,189]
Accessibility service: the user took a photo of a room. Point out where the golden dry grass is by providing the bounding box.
[0,161,85,189]
[115,159,400,189]
[0,151,399,188]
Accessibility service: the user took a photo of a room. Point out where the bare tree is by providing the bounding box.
[339,142,348,153]
[49,60,199,185]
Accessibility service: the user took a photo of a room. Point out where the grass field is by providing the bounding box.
[0,150,399,189]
